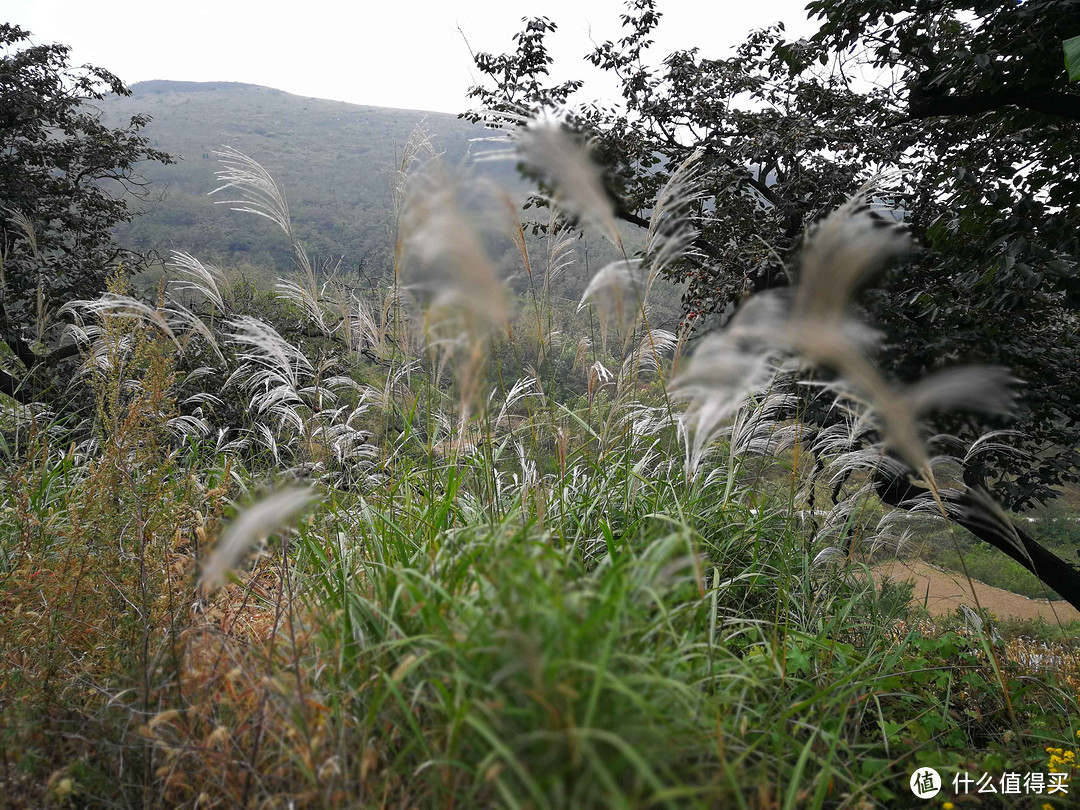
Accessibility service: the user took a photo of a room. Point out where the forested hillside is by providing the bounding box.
[100,80,523,274]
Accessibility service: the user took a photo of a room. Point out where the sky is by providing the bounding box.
[7,0,816,114]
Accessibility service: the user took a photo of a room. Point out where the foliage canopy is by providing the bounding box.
[465,0,1080,603]
[0,23,172,402]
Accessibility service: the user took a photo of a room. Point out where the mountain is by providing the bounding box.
[99,80,521,275]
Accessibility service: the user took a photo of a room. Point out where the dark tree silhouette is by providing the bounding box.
[0,23,172,404]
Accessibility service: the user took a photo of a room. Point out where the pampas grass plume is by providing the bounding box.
[200,487,318,590]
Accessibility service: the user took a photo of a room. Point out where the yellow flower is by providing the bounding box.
[942,803,954,810]
[53,778,73,799]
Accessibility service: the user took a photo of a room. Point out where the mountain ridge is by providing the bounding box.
[128,80,457,117]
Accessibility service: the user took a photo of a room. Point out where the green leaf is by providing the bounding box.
[1065,35,1080,82]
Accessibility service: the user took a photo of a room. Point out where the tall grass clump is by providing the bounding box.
[0,273,231,803]
[2,119,1079,809]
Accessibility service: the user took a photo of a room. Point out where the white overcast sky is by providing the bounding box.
[7,0,815,114]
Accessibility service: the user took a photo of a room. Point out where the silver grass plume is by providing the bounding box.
[211,146,317,284]
[672,177,1019,480]
[579,259,646,351]
[350,289,405,360]
[226,315,313,397]
[516,117,623,250]
[399,160,507,424]
[168,251,226,313]
[962,430,1033,466]
[669,306,787,476]
[618,329,678,393]
[579,151,706,360]
[5,207,40,259]
[391,124,438,216]
[62,294,179,348]
[200,487,317,589]
[644,150,707,293]
[492,376,542,434]
[545,206,577,296]
[211,146,293,240]
[277,271,333,337]
[399,164,506,338]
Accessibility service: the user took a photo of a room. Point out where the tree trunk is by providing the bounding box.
[873,466,1080,612]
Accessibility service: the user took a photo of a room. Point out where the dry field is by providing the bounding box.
[875,559,1080,622]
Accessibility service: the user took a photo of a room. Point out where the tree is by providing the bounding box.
[0,23,172,404]
[464,0,1080,607]
[795,0,1080,598]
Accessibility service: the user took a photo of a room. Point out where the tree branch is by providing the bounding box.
[612,206,727,266]
[0,329,83,371]
[0,366,32,404]
[907,87,1080,123]
[873,466,1080,612]
[0,300,38,369]
[43,341,84,367]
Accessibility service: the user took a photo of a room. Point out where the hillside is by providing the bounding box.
[99,80,523,275]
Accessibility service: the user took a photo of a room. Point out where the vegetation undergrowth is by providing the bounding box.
[1,125,1078,810]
